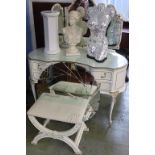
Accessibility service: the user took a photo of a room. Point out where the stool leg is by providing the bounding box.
[31,132,82,154]
[28,116,83,154]
[43,119,50,127]
[62,136,82,155]
[75,122,88,147]
[31,132,46,145]
[84,123,89,132]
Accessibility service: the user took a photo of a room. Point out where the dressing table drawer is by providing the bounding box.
[98,81,112,92]
[91,71,112,81]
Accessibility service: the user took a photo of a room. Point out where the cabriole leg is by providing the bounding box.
[29,78,36,101]
[109,92,119,126]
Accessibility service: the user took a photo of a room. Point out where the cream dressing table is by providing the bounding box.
[28,47,128,125]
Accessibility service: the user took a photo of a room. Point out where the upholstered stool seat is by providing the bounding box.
[28,93,89,124]
[27,93,90,154]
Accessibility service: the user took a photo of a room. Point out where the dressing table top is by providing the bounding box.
[29,47,128,69]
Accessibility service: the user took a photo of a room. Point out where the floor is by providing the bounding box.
[26,84,129,155]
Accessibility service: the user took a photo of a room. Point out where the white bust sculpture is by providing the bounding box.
[63,10,82,56]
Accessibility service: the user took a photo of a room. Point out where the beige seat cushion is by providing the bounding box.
[27,93,89,124]
[49,81,97,96]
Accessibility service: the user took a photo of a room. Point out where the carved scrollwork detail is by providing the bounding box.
[29,60,54,83]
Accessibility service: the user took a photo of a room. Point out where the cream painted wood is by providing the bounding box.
[109,91,119,126]
[90,67,127,93]
[27,93,90,154]
[91,67,127,125]
[29,115,84,154]
[29,78,37,100]
[91,70,113,81]
[28,47,128,124]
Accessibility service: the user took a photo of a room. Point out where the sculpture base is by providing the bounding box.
[66,52,80,56]
[87,54,94,59]
[95,57,107,63]
[87,55,107,63]
[65,46,80,56]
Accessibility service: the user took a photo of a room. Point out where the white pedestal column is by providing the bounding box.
[41,11,60,54]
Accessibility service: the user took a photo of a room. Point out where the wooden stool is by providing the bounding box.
[27,93,90,154]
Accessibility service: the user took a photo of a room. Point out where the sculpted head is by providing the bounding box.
[69,11,81,25]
